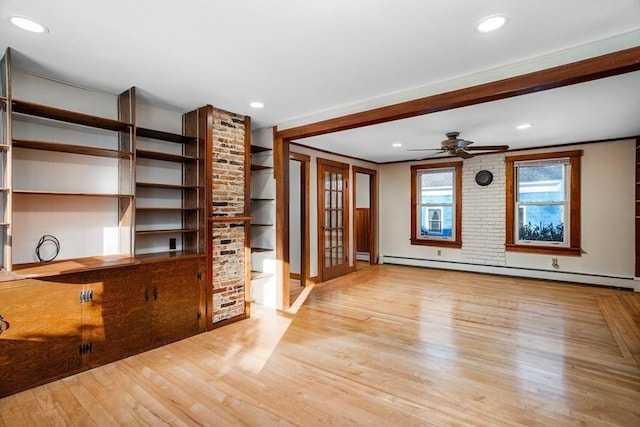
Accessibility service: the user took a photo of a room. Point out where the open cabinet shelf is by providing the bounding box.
[12,99,132,131]
[136,207,201,211]
[133,95,207,258]
[0,49,210,271]
[249,143,275,283]
[136,127,195,144]
[12,190,133,197]
[136,228,199,235]
[136,149,198,163]
[137,182,199,190]
[13,139,132,158]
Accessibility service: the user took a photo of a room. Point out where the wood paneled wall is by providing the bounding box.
[355,208,370,253]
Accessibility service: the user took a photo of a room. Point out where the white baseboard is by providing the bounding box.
[379,255,639,292]
[355,252,370,261]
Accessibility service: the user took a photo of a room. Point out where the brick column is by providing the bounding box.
[211,108,248,324]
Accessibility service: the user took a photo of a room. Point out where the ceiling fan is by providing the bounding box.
[409,132,509,159]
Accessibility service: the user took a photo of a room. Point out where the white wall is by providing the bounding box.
[379,139,637,290]
[356,173,370,208]
[289,159,302,275]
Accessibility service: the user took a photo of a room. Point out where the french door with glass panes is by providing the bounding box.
[318,158,350,281]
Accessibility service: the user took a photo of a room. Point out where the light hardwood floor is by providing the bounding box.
[1,264,639,426]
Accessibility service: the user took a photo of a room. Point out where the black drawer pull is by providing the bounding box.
[0,314,8,336]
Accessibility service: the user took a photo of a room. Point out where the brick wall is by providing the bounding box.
[461,154,506,266]
[212,109,246,216]
[211,108,247,323]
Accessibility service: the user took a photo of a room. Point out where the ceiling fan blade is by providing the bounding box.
[465,145,509,151]
[413,151,448,160]
[406,148,445,152]
[455,149,473,159]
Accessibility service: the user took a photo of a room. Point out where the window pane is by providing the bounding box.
[518,204,565,242]
[421,170,453,204]
[420,205,453,237]
[518,164,565,202]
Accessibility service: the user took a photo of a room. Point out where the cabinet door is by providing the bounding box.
[84,267,152,368]
[147,259,203,344]
[0,278,83,397]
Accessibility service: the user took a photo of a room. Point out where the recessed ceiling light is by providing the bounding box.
[392,142,402,148]
[476,15,507,33]
[10,16,48,33]
[516,123,532,130]
[249,101,264,109]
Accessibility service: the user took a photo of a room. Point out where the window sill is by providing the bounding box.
[505,243,581,256]
[411,238,462,249]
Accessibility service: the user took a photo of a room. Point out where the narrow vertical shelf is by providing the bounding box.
[250,144,275,271]
[133,101,207,259]
[0,57,8,272]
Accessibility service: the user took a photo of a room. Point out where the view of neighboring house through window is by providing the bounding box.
[410,162,462,248]
[516,160,567,244]
[419,169,454,238]
[506,150,582,256]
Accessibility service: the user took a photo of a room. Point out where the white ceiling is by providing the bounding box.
[1,1,639,163]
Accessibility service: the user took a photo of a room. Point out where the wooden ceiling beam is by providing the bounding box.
[276,46,640,141]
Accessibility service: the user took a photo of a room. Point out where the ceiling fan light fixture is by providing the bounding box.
[476,15,507,33]
[10,16,48,33]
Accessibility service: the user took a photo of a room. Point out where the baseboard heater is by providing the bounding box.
[379,255,638,291]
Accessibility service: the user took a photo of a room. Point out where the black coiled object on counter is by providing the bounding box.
[36,234,60,262]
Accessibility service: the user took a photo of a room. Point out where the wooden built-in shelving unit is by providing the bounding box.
[0,48,210,273]
[635,138,640,277]
[0,48,214,398]
[134,116,205,256]
[249,140,276,305]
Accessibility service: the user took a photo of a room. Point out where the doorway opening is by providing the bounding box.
[353,166,377,269]
[289,152,310,306]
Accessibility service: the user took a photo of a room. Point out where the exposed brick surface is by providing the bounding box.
[461,154,506,266]
[212,108,246,217]
[211,108,247,323]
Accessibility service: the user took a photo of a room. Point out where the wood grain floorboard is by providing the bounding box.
[1,264,639,426]
[597,293,640,366]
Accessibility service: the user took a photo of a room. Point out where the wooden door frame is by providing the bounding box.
[317,157,351,282]
[352,166,378,265]
[289,152,310,289]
